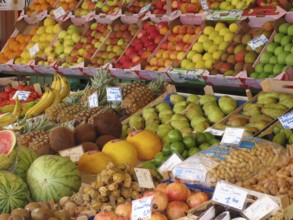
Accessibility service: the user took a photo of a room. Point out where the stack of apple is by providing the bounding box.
[180,22,238,70]
[256,0,287,7]
[211,21,274,76]
[151,0,202,14]
[94,0,132,14]
[91,22,139,67]
[125,0,152,14]
[114,21,166,69]
[75,0,96,16]
[95,182,210,220]
[144,23,202,71]
[207,0,253,10]
[66,23,111,66]
[250,22,293,79]
[53,0,79,12]
[26,0,56,15]
[15,18,60,65]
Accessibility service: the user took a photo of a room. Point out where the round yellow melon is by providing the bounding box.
[78,151,113,174]
[102,139,138,166]
[126,130,162,160]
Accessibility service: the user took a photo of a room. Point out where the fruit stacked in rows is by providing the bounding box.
[151,0,202,14]
[95,0,132,14]
[124,93,239,141]
[114,21,167,69]
[180,22,238,70]
[26,0,56,15]
[126,0,152,14]
[214,92,293,135]
[0,28,37,64]
[145,23,202,71]
[75,0,96,16]
[207,0,253,10]
[211,21,274,76]
[53,0,79,12]
[256,0,286,7]
[15,18,60,65]
[250,23,293,79]
[91,22,139,67]
[68,23,111,66]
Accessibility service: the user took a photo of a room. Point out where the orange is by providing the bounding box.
[61,2,69,10]
[24,35,31,43]
[39,0,46,4]
[126,130,162,161]
[29,27,37,35]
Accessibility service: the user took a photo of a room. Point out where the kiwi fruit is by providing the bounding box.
[10,209,29,220]
[25,202,42,213]
[31,208,53,220]
[0,214,10,220]
[93,111,122,137]
[74,124,97,144]
[7,215,25,220]
[81,142,99,152]
[54,210,70,220]
[49,127,75,152]
[96,135,117,150]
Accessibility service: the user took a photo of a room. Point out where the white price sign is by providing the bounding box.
[29,44,39,57]
[200,0,209,10]
[221,127,245,147]
[88,92,99,108]
[12,90,31,101]
[106,87,122,102]
[53,6,66,18]
[278,112,293,129]
[158,153,183,175]
[243,195,279,220]
[204,127,225,136]
[247,34,269,50]
[131,196,153,220]
[134,168,155,189]
[139,4,151,14]
[212,181,248,210]
[59,145,84,162]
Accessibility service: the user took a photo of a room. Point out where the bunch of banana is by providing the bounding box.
[51,73,70,100]
[0,97,22,128]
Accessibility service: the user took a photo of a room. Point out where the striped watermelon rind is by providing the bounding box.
[0,170,30,214]
[26,155,81,202]
[0,130,17,170]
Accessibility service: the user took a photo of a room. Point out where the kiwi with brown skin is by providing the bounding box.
[0,214,10,220]
[95,135,117,150]
[49,127,75,152]
[74,124,97,144]
[7,215,25,220]
[10,209,29,220]
[93,111,122,138]
[31,208,53,220]
[24,202,42,213]
[53,210,70,220]
[81,142,99,152]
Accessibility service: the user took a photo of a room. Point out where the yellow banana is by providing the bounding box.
[51,74,57,89]
[12,97,22,118]
[0,104,15,113]
[51,88,62,105]
[58,74,70,100]
[54,73,62,92]
[0,97,21,128]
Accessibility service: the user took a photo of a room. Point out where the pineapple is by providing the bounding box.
[80,69,114,107]
[57,104,86,123]
[74,107,102,125]
[121,81,145,98]
[18,130,48,148]
[121,80,163,116]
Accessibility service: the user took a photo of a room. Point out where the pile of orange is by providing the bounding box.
[54,0,79,12]
[0,27,37,64]
[27,0,56,15]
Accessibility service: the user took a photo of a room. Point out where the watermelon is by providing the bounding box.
[26,155,81,202]
[11,147,39,180]
[0,170,30,214]
[0,130,17,170]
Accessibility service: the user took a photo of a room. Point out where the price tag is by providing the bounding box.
[29,44,39,57]
[168,68,204,83]
[106,87,122,102]
[53,6,66,18]
[212,181,248,210]
[247,34,269,50]
[59,145,84,162]
[88,92,99,108]
[204,127,225,136]
[278,112,293,129]
[243,195,279,220]
[131,196,153,220]
[158,153,183,175]
[12,90,31,101]
[200,0,209,10]
[139,4,151,14]
[134,168,155,189]
[206,10,243,20]
[221,127,245,147]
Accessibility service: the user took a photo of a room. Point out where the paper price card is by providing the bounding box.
[247,34,269,51]
[131,196,153,220]
[59,145,84,163]
[204,127,225,136]
[206,10,243,20]
[53,6,66,18]
[158,153,183,175]
[243,195,279,220]
[12,90,31,101]
[139,4,151,14]
[134,168,155,189]
[29,44,39,57]
[212,181,248,210]
[88,92,99,108]
[278,112,293,129]
[221,127,245,147]
[200,0,209,10]
[106,87,122,102]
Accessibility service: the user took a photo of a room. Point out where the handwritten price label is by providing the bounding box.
[131,196,153,220]
[12,90,31,101]
[29,44,39,57]
[221,127,245,147]
[278,112,293,129]
[247,34,269,50]
[200,0,209,10]
[212,181,248,210]
[204,127,225,136]
[139,3,151,14]
[158,153,183,175]
[134,168,155,189]
[53,6,66,18]
[106,87,122,102]
[88,92,99,108]
[59,145,84,162]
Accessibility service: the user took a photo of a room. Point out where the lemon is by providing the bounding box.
[229,23,239,33]
[215,22,226,32]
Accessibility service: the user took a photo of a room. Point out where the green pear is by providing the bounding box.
[186,109,204,121]
[142,107,157,118]
[246,121,268,131]
[145,117,160,126]
[261,107,286,119]
[121,124,129,138]
[159,115,173,124]
[213,123,226,130]
[159,109,174,116]
[180,127,193,137]
[284,129,293,139]
[143,111,159,120]
[272,131,286,146]
[279,97,293,108]
[257,92,280,102]
[218,96,237,115]
[173,105,186,114]
[206,109,225,124]
[257,96,278,105]
[156,124,173,139]
[174,101,188,107]
[171,114,188,121]
[129,115,145,130]
[193,121,210,132]
[170,94,185,105]
[199,94,217,105]
[156,102,171,112]
[191,116,209,129]
[227,117,248,127]
[145,123,160,132]
[171,120,190,130]
[187,94,200,104]
[263,103,288,111]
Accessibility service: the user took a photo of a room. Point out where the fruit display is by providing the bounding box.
[151,0,203,14]
[95,0,132,15]
[214,91,293,135]
[250,22,293,79]
[26,0,56,15]
[114,21,167,69]
[180,22,238,70]
[74,0,96,16]
[207,0,254,10]
[125,0,152,14]
[53,0,79,12]
[211,21,274,76]
[145,23,202,71]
